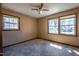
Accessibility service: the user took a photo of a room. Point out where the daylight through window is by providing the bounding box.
[48,14,77,36]
[60,15,76,35]
[3,15,19,30]
[48,18,59,34]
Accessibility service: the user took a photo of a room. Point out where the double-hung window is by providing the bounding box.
[48,14,77,36]
[48,18,59,34]
[60,14,76,35]
[3,14,20,31]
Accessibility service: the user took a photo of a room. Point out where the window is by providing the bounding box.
[60,14,76,35]
[48,18,59,34]
[48,14,77,36]
[3,14,20,31]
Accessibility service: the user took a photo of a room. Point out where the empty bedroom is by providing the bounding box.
[0,3,79,56]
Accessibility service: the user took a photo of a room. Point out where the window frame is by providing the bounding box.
[59,13,77,36]
[2,14,20,31]
[48,13,77,36]
[48,17,59,35]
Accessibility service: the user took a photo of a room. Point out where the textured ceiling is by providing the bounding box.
[2,3,79,18]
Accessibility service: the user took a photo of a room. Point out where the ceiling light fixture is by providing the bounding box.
[31,3,49,14]
[39,11,42,14]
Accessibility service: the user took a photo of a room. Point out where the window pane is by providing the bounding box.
[60,14,76,35]
[14,18,18,23]
[3,23,10,29]
[3,15,19,30]
[9,18,14,23]
[60,17,75,26]
[13,24,18,29]
[48,18,59,34]
[9,24,18,29]
[49,27,58,34]
[60,26,75,35]
[49,18,58,27]
[9,24,14,29]
[9,18,18,23]
[3,17,10,23]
